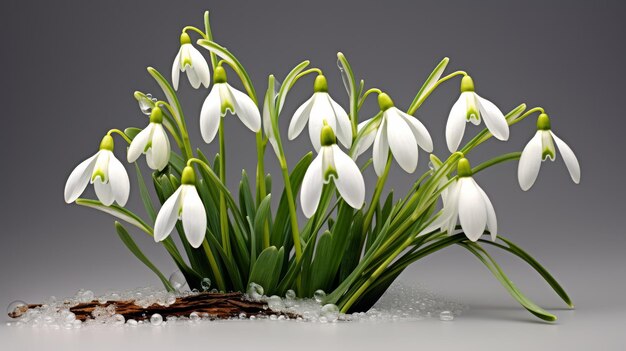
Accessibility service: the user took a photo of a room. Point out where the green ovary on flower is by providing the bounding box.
[377,92,394,111]
[313,74,328,93]
[181,166,197,185]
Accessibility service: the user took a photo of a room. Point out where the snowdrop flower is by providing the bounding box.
[288,74,352,151]
[172,32,211,91]
[446,76,509,152]
[154,166,207,248]
[440,158,497,242]
[300,122,365,217]
[127,107,171,171]
[199,66,261,143]
[518,113,580,191]
[64,135,130,206]
[353,93,433,176]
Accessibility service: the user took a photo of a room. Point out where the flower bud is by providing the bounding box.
[536,113,551,131]
[460,75,475,93]
[149,106,163,124]
[313,74,328,93]
[457,157,472,177]
[99,135,114,151]
[377,92,394,111]
[181,166,197,185]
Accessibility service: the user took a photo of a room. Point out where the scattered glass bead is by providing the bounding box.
[169,271,187,291]
[314,290,326,303]
[189,312,200,322]
[126,319,138,326]
[285,289,296,300]
[150,313,163,326]
[201,278,212,291]
[247,282,264,300]
[321,304,340,323]
[6,300,27,318]
[439,311,454,321]
[267,295,285,311]
[113,314,125,325]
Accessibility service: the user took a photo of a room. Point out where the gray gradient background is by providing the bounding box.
[1,0,625,349]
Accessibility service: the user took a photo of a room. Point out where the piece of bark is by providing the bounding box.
[8,292,297,321]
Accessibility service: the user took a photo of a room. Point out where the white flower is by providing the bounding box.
[446,76,509,152]
[200,66,261,143]
[353,93,433,176]
[64,135,130,206]
[154,167,207,248]
[300,123,365,218]
[518,114,580,191]
[288,74,352,151]
[127,107,171,171]
[439,158,497,242]
[171,32,211,91]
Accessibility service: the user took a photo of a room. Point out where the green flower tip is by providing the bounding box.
[99,134,114,151]
[320,120,337,146]
[314,74,328,93]
[460,75,475,93]
[149,107,163,123]
[180,32,192,45]
[457,158,472,177]
[537,113,551,130]
[214,66,227,84]
[377,92,394,111]
[181,166,196,185]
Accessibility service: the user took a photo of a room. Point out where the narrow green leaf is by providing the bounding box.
[147,67,183,120]
[134,164,157,222]
[248,246,285,295]
[115,222,173,291]
[75,199,152,235]
[407,57,449,113]
[276,60,310,114]
[239,170,256,223]
[253,194,273,254]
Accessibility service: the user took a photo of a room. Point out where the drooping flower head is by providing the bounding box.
[300,121,365,217]
[440,158,497,242]
[288,74,352,151]
[518,113,580,191]
[446,76,509,152]
[353,93,433,176]
[64,135,130,206]
[154,166,207,248]
[172,32,211,91]
[200,66,261,143]
[127,107,171,171]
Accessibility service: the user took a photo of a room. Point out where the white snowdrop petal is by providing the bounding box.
[94,179,114,206]
[200,87,222,143]
[181,186,207,248]
[64,153,98,203]
[228,85,262,132]
[188,46,211,88]
[373,117,389,176]
[288,96,314,140]
[476,94,509,141]
[457,178,488,242]
[127,125,152,163]
[446,94,468,152]
[154,187,183,242]
[551,131,581,184]
[300,154,324,218]
[386,110,419,173]
[308,94,337,151]
[186,62,201,89]
[517,131,543,191]
[108,154,130,206]
[328,95,352,148]
[171,49,181,91]
[441,181,461,235]
[332,145,365,209]
[399,109,433,152]
[475,179,497,241]
[150,124,171,171]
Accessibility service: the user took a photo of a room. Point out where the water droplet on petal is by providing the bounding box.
[314,289,326,303]
[150,313,163,326]
[6,301,27,318]
[201,278,212,291]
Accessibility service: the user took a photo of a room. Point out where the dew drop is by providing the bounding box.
[189,312,200,322]
[314,289,326,303]
[247,282,264,300]
[6,300,27,318]
[267,295,284,311]
[137,93,156,115]
[201,278,212,291]
[337,58,351,95]
[150,313,163,326]
[321,304,339,323]
[169,270,187,291]
[285,289,296,300]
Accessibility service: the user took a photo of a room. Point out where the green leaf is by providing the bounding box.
[196,40,257,102]
[124,127,142,140]
[239,170,256,223]
[460,242,557,322]
[336,52,357,106]
[134,164,157,222]
[339,210,364,282]
[115,222,174,291]
[147,67,183,121]
[407,57,449,114]
[480,236,573,308]
[276,60,310,114]
[248,246,285,295]
[75,199,152,235]
[253,194,273,254]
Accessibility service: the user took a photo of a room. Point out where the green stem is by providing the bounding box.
[294,68,323,81]
[471,152,522,175]
[182,26,207,39]
[357,88,382,111]
[360,156,391,250]
[201,239,226,291]
[218,118,230,258]
[203,11,218,70]
[280,161,302,261]
[156,101,193,160]
[107,129,132,144]
[407,70,467,115]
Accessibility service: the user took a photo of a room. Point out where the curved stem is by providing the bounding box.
[407,70,467,115]
[471,152,521,175]
[182,26,208,39]
[107,129,132,145]
[357,88,382,111]
[294,68,323,82]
